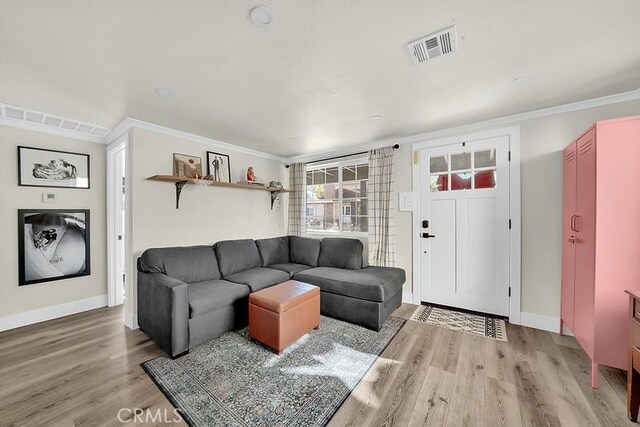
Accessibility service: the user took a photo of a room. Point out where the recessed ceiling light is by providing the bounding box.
[250,6,274,27]
[369,114,384,121]
[155,87,173,97]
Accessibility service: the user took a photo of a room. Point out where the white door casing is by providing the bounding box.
[107,140,127,309]
[412,126,521,323]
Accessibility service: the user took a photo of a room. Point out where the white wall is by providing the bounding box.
[395,99,640,318]
[128,127,287,321]
[0,126,107,320]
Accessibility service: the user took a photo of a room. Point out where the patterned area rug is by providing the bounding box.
[410,304,508,341]
[143,316,404,426]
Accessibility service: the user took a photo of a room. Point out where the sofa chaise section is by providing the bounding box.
[137,245,250,357]
[293,238,405,330]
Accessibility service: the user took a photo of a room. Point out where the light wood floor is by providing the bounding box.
[0,304,633,426]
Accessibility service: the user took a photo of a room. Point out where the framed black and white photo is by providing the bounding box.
[18,146,90,189]
[18,209,91,286]
[206,151,231,183]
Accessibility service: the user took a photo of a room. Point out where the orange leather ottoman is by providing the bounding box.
[248,280,320,354]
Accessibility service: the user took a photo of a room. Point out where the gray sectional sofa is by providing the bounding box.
[137,236,405,357]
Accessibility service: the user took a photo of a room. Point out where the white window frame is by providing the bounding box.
[305,156,369,237]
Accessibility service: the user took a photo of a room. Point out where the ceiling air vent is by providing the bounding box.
[407,25,458,64]
[0,102,112,142]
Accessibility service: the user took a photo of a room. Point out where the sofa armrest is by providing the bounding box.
[137,272,189,357]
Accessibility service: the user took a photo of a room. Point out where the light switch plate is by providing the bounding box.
[398,192,415,211]
[42,192,57,203]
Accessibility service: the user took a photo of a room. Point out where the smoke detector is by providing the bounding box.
[407,25,458,64]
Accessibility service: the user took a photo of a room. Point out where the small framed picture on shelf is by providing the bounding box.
[173,153,202,178]
[18,146,90,189]
[206,151,231,183]
[18,209,91,286]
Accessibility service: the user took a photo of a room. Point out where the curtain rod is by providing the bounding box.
[285,144,399,168]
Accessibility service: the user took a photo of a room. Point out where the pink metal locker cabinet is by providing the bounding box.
[561,115,640,388]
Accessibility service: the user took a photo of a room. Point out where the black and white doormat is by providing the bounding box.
[410,305,508,342]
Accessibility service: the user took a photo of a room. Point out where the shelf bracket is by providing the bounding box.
[175,180,188,209]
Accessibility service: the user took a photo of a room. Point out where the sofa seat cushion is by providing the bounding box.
[293,267,405,302]
[224,268,290,292]
[188,279,250,318]
[269,263,313,278]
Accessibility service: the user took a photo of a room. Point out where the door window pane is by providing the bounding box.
[474,170,496,189]
[451,152,471,171]
[430,155,449,173]
[474,150,496,168]
[451,172,472,190]
[430,174,448,192]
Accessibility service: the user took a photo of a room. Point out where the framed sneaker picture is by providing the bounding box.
[18,209,91,286]
[18,146,90,189]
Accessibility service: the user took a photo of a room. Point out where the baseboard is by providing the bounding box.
[0,294,108,332]
[402,292,414,304]
[519,311,574,335]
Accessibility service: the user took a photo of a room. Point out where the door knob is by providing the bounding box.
[422,233,436,239]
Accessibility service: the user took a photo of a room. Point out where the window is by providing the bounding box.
[429,149,496,192]
[306,161,369,233]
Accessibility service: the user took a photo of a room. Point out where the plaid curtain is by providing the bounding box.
[287,162,306,236]
[368,147,396,266]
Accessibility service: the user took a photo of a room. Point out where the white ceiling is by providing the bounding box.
[1,0,639,157]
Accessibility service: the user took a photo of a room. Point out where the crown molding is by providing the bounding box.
[3,88,639,164]
[108,118,286,162]
[285,88,640,163]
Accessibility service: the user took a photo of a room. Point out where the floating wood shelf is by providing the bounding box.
[147,175,293,209]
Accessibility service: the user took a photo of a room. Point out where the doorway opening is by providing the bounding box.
[107,139,128,322]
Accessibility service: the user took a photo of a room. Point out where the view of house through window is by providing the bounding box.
[306,161,369,233]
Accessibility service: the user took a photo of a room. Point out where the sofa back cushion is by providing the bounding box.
[289,236,321,267]
[318,238,363,270]
[255,236,289,266]
[139,246,220,283]
[215,239,262,276]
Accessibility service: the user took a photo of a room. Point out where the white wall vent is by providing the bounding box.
[407,25,458,64]
[0,102,111,142]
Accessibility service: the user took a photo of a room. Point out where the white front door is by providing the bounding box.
[419,136,511,316]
